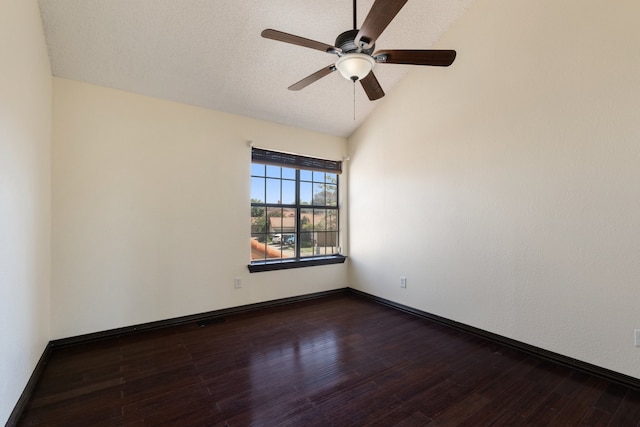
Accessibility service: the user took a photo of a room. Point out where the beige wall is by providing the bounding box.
[348,0,640,379]
[0,0,52,423]
[51,78,348,339]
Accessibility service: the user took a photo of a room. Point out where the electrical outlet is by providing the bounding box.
[234,277,242,289]
[635,329,640,347]
[400,277,407,288]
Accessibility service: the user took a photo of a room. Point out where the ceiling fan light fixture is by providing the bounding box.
[335,53,375,82]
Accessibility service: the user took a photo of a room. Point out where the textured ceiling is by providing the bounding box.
[38,0,473,137]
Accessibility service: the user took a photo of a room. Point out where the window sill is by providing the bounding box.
[248,255,347,273]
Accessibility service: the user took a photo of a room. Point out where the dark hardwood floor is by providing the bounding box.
[17,293,640,426]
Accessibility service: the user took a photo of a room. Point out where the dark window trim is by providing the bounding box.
[248,254,346,273]
[250,147,342,270]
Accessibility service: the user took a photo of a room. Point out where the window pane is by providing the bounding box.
[281,179,296,205]
[266,178,281,204]
[313,171,325,182]
[314,209,326,231]
[251,208,266,234]
[326,209,338,231]
[316,233,328,256]
[266,165,280,178]
[326,172,337,183]
[251,163,265,177]
[282,167,295,180]
[266,207,283,235]
[325,184,337,206]
[327,231,339,253]
[299,181,312,205]
[300,169,312,181]
[276,231,295,259]
[299,232,314,257]
[301,208,312,229]
[251,237,267,261]
[251,177,265,202]
[313,184,326,206]
[282,208,297,232]
[282,233,295,248]
[267,246,282,259]
[316,232,338,254]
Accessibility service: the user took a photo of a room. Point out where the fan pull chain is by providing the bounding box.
[353,81,356,120]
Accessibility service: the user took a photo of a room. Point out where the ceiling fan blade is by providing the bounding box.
[360,71,385,101]
[354,0,408,49]
[261,29,341,54]
[288,65,337,91]
[374,49,457,66]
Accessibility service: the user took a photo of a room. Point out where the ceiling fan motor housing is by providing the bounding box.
[335,29,375,55]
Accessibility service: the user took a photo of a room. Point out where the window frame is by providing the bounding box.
[248,149,346,273]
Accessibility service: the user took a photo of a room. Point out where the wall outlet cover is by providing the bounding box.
[400,277,407,288]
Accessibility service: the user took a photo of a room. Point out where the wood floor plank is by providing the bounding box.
[16,294,640,426]
[593,382,629,415]
[426,392,491,426]
[608,388,640,426]
[546,376,610,426]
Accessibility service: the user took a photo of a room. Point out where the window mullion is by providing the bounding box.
[263,172,269,261]
[295,169,301,260]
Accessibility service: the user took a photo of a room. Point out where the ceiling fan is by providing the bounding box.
[261,0,456,101]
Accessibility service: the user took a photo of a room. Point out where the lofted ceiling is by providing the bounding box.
[38,0,473,137]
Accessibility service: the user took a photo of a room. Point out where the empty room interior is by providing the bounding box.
[3,0,640,425]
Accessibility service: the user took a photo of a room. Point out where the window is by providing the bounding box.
[249,148,346,272]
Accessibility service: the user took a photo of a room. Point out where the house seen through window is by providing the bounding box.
[250,148,343,271]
